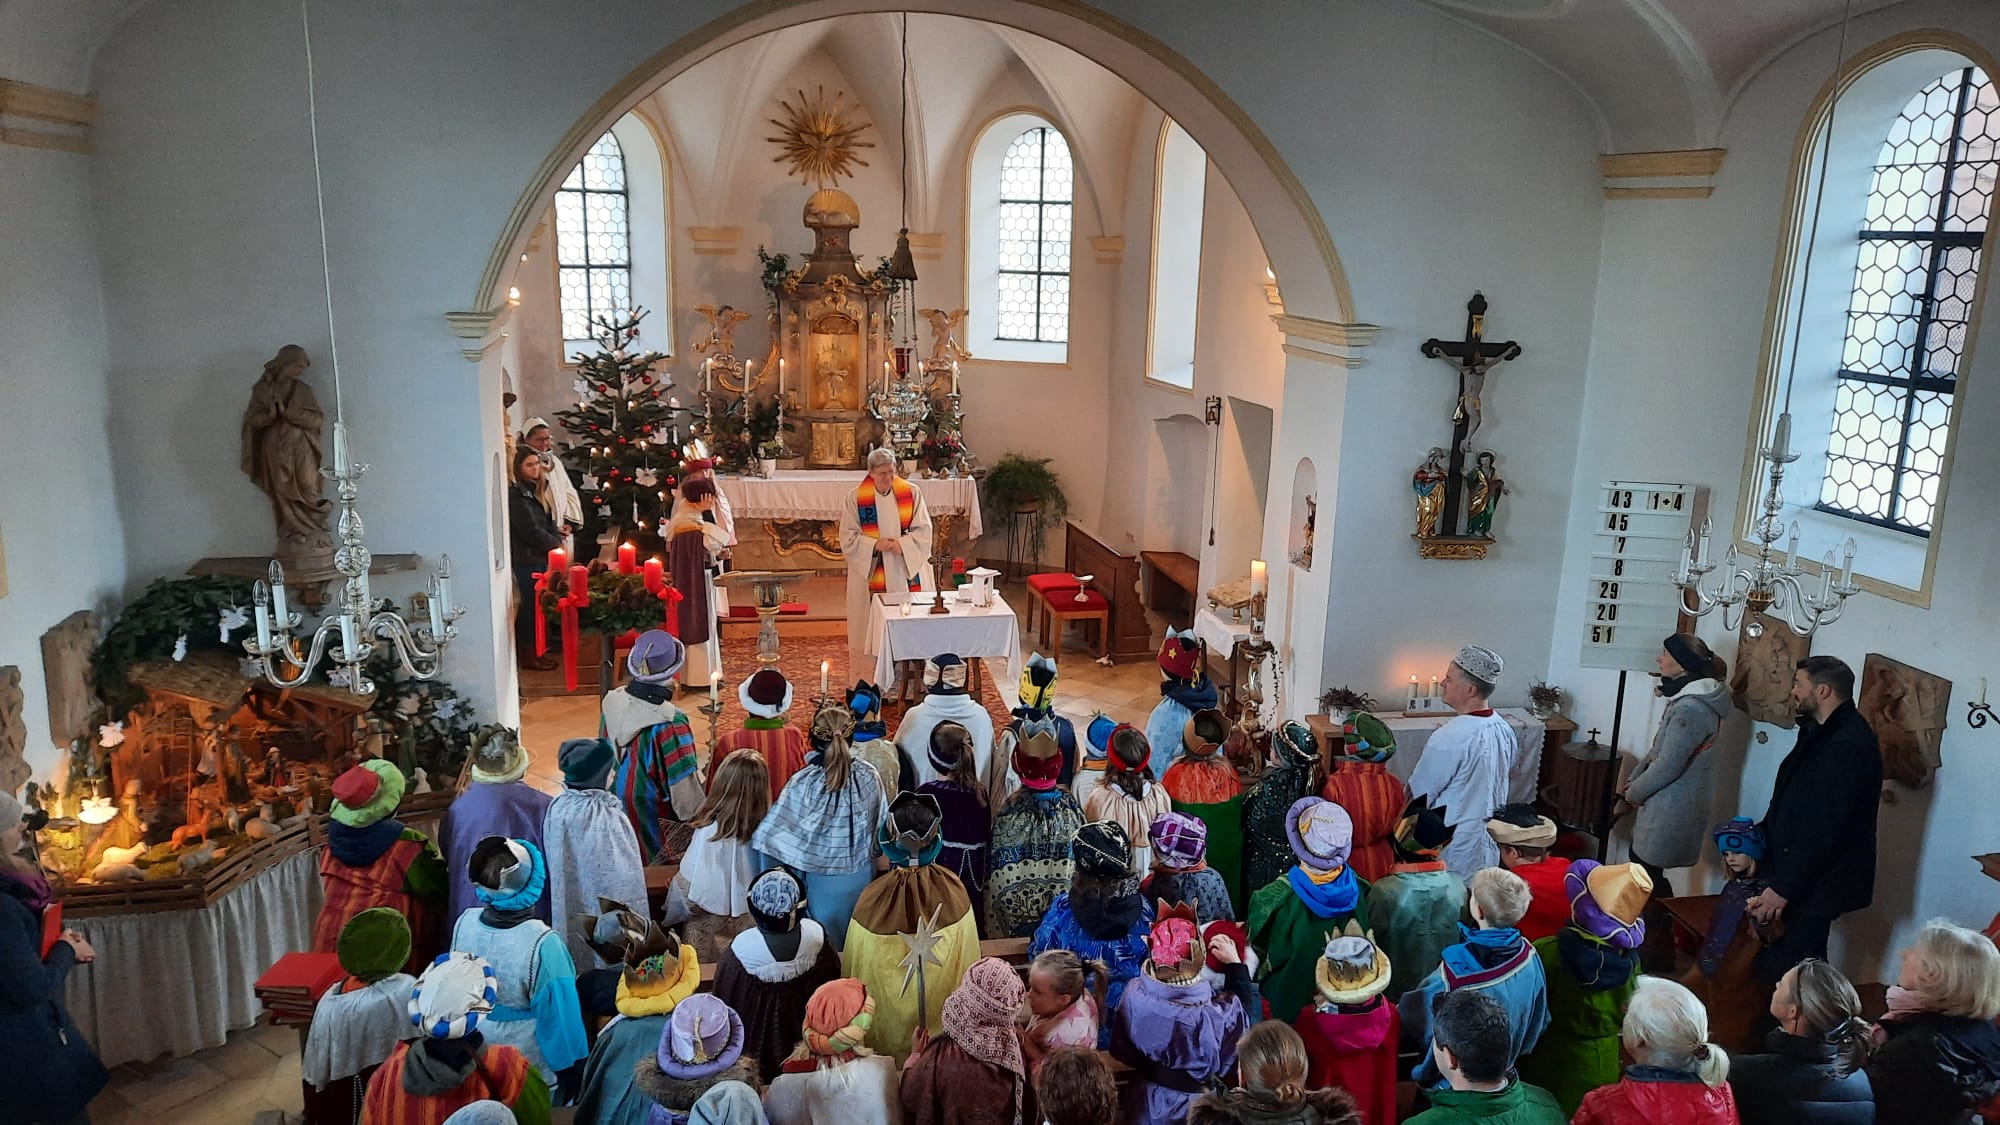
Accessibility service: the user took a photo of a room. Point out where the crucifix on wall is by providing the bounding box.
[1414,293,1521,560]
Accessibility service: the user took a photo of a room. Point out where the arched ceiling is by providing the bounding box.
[1421,0,1915,149]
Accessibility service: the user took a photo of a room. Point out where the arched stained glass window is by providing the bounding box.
[555,131,632,343]
[1819,66,1998,534]
[997,126,1074,343]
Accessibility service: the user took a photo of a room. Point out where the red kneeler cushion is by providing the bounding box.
[1026,573,1083,594]
[728,603,808,618]
[1049,590,1110,611]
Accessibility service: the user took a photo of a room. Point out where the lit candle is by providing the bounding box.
[548,546,566,576]
[779,357,786,395]
[268,560,290,625]
[1839,538,1856,587]
[618,541,637,574]
[710,669,721,706]
[569,564,590,606]
[1785,521,1800,572]
[643,557,664,594]
[253,580,273,650]
[1250,559,1268,599]
[883,359,893,394]
[703,357,713,392]
[821,659,831,694]
[1409,674,1418,706]
[951,360,961,395]
[1429,675,1440,698]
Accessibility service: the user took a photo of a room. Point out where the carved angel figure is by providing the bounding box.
[918,307,972,365]
[692,304,752,357]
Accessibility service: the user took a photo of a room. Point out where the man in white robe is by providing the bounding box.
[838,447,934,675]
[523,417,584,554]
[896,653,996,787]
[1408,643,1518,877]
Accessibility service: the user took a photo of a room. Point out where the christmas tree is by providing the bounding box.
[554,308,690,556]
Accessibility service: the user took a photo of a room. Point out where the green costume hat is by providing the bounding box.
[337,907,412,983]
[329,759,404,828]
[1340,712,1396,763]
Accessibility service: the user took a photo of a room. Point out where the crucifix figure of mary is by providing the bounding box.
[1419,293,1522,539]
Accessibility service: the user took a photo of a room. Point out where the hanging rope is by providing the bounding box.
[1781,0,1856,416]
[300,0,345,421]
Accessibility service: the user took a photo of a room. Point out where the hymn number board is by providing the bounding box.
[1580,481,1694,672]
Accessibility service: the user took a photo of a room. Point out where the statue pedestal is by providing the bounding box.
[188,553,419,611]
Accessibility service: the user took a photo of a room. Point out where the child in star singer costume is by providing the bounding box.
[602,629,706,860]
[916,721,992,927]
[363,952,552,1124]
[762,978,903,1125]
[901,957,1032,1125]
[1072,713,1118,813]
[1023,949,1113,1074]
[1008,652,1077,785]
[442,728,551,924]
[1145,628,1219,778]
[317,758,446,975]
[629,994,762,1124]
[1485,804,1570,943]
[1680,816,1780,1053]
[898,653,996,789]
[1240,721,1331,897]
[1320,712,1407,885]
[710,869,845,1084]
[709,667,808,800]
[449,837,589,1089]
[846,679,916,796]
[1113,901,1258,1125]
[570,905,703,1125]
[674,748,772,965]
[842,791,983,1063]
[302,907,420,1125]
[1142,811,1235,926]
[1515,859,1651,1116]
[1162,708,1247,915]
[1292,925,1400,1125]
[1364,796,1466,999]
[1082,722,1172,875]
[751,704,888,953]
[1030,820,1154,1047]
[541,737,648,971]
[1248,797,1372,1023]
[1400,866,1549,1090]
[986,725,1085,938]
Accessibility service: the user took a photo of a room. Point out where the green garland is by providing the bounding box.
[540,569,670,637]
[92,575,255,717]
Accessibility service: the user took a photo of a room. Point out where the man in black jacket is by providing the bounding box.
[1748,655,1881,983]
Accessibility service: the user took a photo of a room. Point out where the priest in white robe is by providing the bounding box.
[838,447,934,674]
[1408,643,1519,877]
[523,417,584,553]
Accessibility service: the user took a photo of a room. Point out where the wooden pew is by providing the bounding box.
[1063,521,1152,662]
[1140,549,1199,622]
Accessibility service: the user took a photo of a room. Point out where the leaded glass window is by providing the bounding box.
[556,131,632,344]
[1819,66,1997,534]
[997,126,1074,343]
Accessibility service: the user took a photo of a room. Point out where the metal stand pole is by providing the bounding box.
[1596,670,1629,861]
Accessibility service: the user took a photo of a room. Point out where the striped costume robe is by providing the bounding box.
[601,681,705,860]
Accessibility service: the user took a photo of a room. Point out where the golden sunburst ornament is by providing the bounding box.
[768,86,874,187]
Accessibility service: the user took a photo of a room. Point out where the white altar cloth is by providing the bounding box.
[1379,708,1547,805]
[718,470,985,537]
[64,847,322,1067]
[869,591,1023,707]
[1193,606,1255,658]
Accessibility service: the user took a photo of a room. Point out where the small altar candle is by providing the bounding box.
[1250,559,1267,598]
[547,546,566,577]
[710,669,722,706]
[618,541,637,574]
[569,564,590,606]
[332,423,350,475]
[1429,675,1440,698]
[951,360,960,394]
[779,357,786,395]
[1840,538,1856,587]
[821,659,831,694]
[1696,517,1712,567]
[1408,675,1419,707]
[703,357,713,392]
[643,557,664,594]
[1819,551,1836,601]
[883,359,893,394]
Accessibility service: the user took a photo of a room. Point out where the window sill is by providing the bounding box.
[1144,376,1196,395]
[977,337,1068,366]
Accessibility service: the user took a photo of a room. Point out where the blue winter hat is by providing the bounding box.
[1712,817,1765,860]
[1085,713,1118,760]
[558,738,614,789]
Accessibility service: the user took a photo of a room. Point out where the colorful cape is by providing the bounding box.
[1246,873,1372,1023]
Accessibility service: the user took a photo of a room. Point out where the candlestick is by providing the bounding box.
[1819,551,1835,601]
[438,555,454,618]
[253,581,274,650]
[1839,537,1856,587]
[1676,531,1692,585]
[821,659,831,695]
[1249,559,1268,598]
[268,560,290,625]
[618,541,637,575]
[338,611,359,658]
[1408,675,1419,709]
[951,360,960,395]
[332,423,350,475]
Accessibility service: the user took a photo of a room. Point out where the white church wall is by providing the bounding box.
[0,143,127,784]
[1545,1,2000,984]
[78,0,1597,729]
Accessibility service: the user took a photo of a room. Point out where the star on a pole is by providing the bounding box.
[897,903,947,1003]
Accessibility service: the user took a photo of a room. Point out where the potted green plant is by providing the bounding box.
[982,452,1070,563]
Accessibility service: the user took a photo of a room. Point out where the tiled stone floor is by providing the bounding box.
[84,583,1168,1123]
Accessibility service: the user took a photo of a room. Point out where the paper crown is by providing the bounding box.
[1315,921,1392,1006]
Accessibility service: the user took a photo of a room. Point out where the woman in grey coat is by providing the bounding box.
[1620,633,1732,893]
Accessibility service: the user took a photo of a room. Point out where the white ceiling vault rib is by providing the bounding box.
[1418,0,1913,151]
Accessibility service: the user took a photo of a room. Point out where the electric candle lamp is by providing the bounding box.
[268,560,290,625]
[1429,675,1440,698]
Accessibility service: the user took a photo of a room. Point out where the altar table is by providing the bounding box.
[869,591,1023,707]
[718,470,985,537]
[1380,708,1548,804]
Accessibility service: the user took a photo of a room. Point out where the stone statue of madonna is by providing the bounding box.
[241,344,333,567]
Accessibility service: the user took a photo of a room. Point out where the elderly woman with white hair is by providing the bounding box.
[1864,918,2000,1124]
[1573,975,1739,1124]
[838,446,935,672]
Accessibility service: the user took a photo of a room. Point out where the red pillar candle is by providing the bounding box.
[569,565,590,607]
[546,546,565,577]
[617,541,637,574]
[643,557,664,594]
